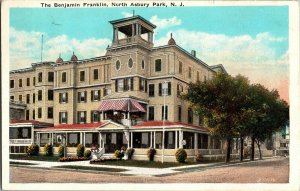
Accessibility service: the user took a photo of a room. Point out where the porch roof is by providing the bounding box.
[98,99,146,112]
[10,119,53,127]
[34,121,109,132]
[132,121,208,132]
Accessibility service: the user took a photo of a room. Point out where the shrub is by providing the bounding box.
[114,149,122,159]
[147,148,156,161]
[58,144,64,157]
[27,144,39,156]
[43,144,53,156]
[196,154,203,162]
[121,146,127,151]
[76,144,85,157]
[175,149,187,163]
[126,148,135,160]
[84,150,91,158]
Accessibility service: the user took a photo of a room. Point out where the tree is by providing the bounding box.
[182,73,250,163]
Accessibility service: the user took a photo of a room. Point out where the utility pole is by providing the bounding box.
[40,34,44,63]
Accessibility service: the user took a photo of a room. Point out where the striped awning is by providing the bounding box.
[98,99,146,112]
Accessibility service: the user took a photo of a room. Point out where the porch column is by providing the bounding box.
[37,133,40,146]
[179,130,183,149]
[194,133,198,150]
[150,131,153,148]
[80,132,83,144]
[51,133,54,145]
[99,132,102,148]
[65,132,68,147]
[175,131,178,149]
[153,131,156,149]
[83,132,86,147]
[130,132,133,148]
[132,24,135,36]
[101,111,104,120]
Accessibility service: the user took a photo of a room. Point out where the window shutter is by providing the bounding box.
[77,112,80,123]
[66,112,68,123]
[145,80,147,92]
[130,78,134,91]
[98,90,101,100]
[78,92,80,102]
[84,111,87,123]
[66,93,68,103]
[91,111,94,123]
[115,80,118,92]
[168,82,171,95]
[59,113,62,123]
[59,93,62,103]
[84,91,87,102]
[159,83,162,96]
[91,90,94,101]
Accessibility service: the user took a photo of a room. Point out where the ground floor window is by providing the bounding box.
[155,132,162,149]
[133,132,150,148]
[164,131,175,149]
[40,133,50,147]
[198,134,208,149]
[9,127,32,139]
[85,133,99,148]
[67,133,80,147]
[183,132,194,149]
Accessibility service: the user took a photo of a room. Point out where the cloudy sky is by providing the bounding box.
[10,6,289,101]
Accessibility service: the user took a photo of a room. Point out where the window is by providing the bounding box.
[159,82,171,96]
[161,105,168,120]
[93,69,99,80]
[85,133,99,147]
[177,84,183,97]
[59,92,68,103]
[33,93,35,103]
[141,60,145,69]
[188,108,193,124]
[91,90,100,101]
[38,72,42,82]
[178,106,182,122]
[116,60,121,70]
[128,58,133,68]
[188,67,192,79]
[26,78,30,86]
[77,111,87,124]
[133,132,150,148]
[33,77,36,86]
[115,79,124,92]
[48,72,54,82]
[149,84,155,97]
[165,131,175,149]
[48,107,53,119]
[26,110,29,120]
[124,78,134,91]
[183,132,194,149]
[155,59,162,72]
[26,94,30,104]
[80,71,85,82]
[91,110,100,123]
[48,90,53,100]
[38,108,42,118]
[67,133,80,147]
[10,96,14,101]
[10,80,14,88]
[59,112,68,124]
[148,106,154,121]
[62,72,67,83]
[78,91,87,102]
[139,77,147,92]
[179,61,183,74]
[32,109,35,120]
[18,95,22,102]
[19,79,22,87]
[197,71,200,82]
[38,90,42,101]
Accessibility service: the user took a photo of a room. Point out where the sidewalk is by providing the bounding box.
[10,157,279,176]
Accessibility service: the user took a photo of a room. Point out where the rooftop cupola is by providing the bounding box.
[70,52,78,61]
[56,54,63,64]
[109,15,156,48]
[168,33,176,46]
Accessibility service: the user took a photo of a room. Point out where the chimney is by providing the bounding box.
[191,50,196,57]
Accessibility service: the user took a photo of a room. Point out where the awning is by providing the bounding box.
[98,99,146,112]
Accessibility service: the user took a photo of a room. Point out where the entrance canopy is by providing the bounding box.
[98,99,146,112]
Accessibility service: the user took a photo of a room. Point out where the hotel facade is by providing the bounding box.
[9,15,255,162]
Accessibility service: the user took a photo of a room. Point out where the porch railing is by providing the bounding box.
[10,139,32,145]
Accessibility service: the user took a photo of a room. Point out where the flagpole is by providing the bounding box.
[41,34,44,62]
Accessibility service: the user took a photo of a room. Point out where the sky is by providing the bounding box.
[9,6,289,101]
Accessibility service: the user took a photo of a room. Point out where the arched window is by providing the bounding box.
[116,60,121,70]
[128,58,133,68]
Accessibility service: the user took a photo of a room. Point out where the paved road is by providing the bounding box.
[10,157,289,183]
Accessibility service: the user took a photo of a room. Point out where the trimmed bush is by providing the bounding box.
[126,148,135,160]
[114,149,122,159]
[84,150,91,158]
[58,144,64,157]
[121,146,127,151]
[175,149,187,163]
[43,144,53,156]
[76,144,85,157]
[147,148,156,161]
[27,144,39,156]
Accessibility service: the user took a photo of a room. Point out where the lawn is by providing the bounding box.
[91,160,193,168]
[10,154,60,162]
[10,161,36,165]
[54,165,127,172]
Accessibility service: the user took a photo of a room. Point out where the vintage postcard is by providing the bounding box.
[1,0,299,190]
